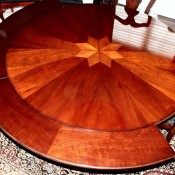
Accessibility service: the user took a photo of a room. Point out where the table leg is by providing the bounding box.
[159,122,175,142]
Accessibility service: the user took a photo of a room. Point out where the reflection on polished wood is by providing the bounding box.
[1,0,175,170]
[6,35,175,131]
[115,0,152,28]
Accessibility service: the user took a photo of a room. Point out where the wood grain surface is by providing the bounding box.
[47,125,175,169]
[0,0,175,170]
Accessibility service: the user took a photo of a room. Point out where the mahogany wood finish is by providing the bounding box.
[47,125,174,169]
[0,0,175,170]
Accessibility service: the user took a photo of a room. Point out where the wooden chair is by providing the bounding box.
[145,0,156,14]
[115,0,153,28]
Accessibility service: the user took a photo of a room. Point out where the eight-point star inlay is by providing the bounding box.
[76,36,123,67]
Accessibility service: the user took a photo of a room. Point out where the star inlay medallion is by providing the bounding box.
[76,36,123,67]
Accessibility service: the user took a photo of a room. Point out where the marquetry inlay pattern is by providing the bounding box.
[76,36,123,67]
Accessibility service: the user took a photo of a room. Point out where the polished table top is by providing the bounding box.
[0,0,175,170]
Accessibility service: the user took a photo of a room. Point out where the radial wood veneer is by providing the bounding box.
[0,0,175,170]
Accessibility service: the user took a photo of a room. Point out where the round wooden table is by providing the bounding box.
[0,0,175,170]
